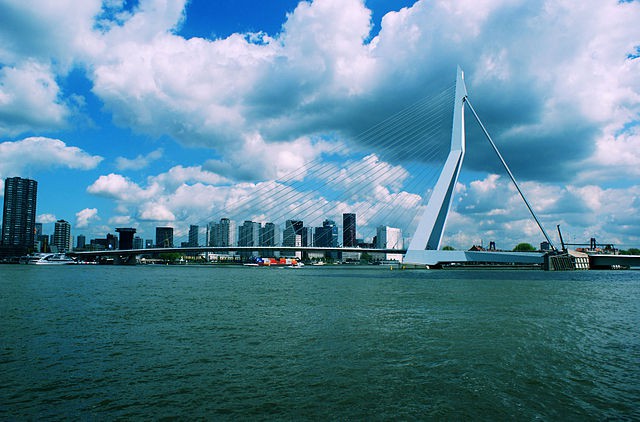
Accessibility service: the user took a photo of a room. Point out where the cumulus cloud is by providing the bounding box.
[87,173,156,201]
[75,207,99,228]
[4,0,640,183]
[37,213,57,224]
[115,148,163,171]
[0,137,103,178]
[0,63,69,135]
[2,0,640,247]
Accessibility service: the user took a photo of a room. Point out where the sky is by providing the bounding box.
[1,0,639,250]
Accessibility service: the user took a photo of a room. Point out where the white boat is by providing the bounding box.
[28,253,77,265]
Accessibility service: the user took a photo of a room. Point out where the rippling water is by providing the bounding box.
[1,265,639,419]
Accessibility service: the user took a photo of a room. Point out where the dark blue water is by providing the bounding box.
[1,265,639,420]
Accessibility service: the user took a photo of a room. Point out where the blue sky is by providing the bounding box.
[1,0,639,249]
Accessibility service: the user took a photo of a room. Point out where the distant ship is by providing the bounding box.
[27,253,77,265]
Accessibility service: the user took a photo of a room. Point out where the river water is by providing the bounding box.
[1,265,638,420]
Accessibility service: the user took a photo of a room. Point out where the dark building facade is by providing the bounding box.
[343,213,356,247]
[188,225,199,247]
[1,177,38,254]
[314,219,338,247]
[260,222,278,246]
[156,227,174,248]
[116,228,137,250]
[283,220,308,247]
[76,234,86,250]
[238,220,260,247]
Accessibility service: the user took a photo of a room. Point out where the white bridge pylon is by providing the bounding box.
[404,66,553,267]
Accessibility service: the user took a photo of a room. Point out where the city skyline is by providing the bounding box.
[0,1,639,249]
[67,213,404,252]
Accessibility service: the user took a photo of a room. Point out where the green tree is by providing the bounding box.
[159,252,183,263]
[442,245,455,250]
[621,248,640,255]
[513,243,536,252]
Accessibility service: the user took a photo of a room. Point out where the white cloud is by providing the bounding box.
[86,173,155,201]
[108,215,133,226]
[2,0,640,247]
[75,207,99,228]
[115,148,163,171]
[138,203,176,222]
[37,213,57,224]
[0,63,69,135]
[0,137,103,178]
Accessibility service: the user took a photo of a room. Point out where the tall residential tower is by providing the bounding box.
[1,177,38,254]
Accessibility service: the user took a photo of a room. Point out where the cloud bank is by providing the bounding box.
[1,0,639,247]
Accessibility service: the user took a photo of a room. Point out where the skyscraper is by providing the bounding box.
[314,219,338,247]
[282,220,305,247]
[1,177,38,254]
[188,225,199,247]
[76,234,86,250]
[343,213,356,247]
[238,220,260,247]
[260,222,278,246]
[209,218,236,247]
[53,219,71,252]
[156,226,174,248]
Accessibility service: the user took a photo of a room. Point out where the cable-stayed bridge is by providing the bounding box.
[74,67,636,269]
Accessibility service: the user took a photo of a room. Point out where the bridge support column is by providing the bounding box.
[404,66,467,266]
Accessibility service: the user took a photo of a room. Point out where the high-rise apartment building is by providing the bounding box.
[238,220,261,247]
[343,213,356,247]
[156,226,174,248]
[209,218,236,247]
[1,177,38,253]
[260,222,278,246]
[53,219,71,252]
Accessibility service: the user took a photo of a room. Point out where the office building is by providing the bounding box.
[376,225,403,249]
[156,226,174,248]
[90,233,118,250]
[343,213,357,247]
[376,225,403,261]
[145,239,153,248]
[53,219,71,252]
[314,219,338,247]
[76,234,86,250]
[116,227,136,250]
[1,177,38,254]
[38,234,50,253]
[133,236,144,249]
[283,220,306,247]
[188,225,199,247]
